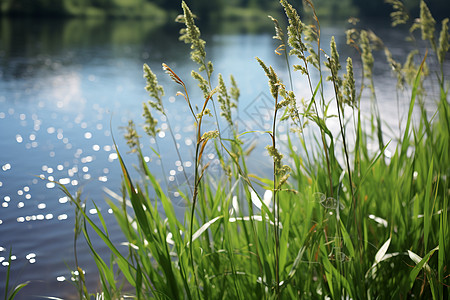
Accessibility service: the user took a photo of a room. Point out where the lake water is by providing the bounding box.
[0,16,446,298]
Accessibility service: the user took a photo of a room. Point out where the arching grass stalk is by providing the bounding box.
[162,61,220,299]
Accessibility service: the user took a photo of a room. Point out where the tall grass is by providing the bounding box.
[59,0,449,299]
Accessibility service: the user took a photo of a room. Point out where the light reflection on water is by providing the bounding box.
[0,16,446,299]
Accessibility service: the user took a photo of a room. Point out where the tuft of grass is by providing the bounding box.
[58,0,449,299]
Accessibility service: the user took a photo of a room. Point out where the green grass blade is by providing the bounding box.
[340,220,355,257]
[7,282,29,300]
[408,246,439,289]
[438,189,448,299]
[401,52,427,157]
[58,183,137,286]
[5,248,11,300]
[424,158,434,252]
[82,224,116,296]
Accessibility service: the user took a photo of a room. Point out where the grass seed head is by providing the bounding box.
[438,18,449,65]
[385,0,409,27]
[217,74,234,127]
[143,63,164,112]
[142,103,159,138]
[124,120,140,153]
[343,57,356,107]
[419,0,436,43]
[360,30,374,82]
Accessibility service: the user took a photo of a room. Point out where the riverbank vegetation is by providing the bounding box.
[57,0,450,298]
[6,0,447,298]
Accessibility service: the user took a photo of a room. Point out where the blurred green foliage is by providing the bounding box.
[0,0,448,24]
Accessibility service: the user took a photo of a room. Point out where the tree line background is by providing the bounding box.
[0,0,448,23]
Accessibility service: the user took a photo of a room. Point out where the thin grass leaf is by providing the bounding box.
[7,283,29,300]
[279,211,291,276]
[188,216,223,246]
[340,220,355,257]
[4,248,12,300]
[438,192,448,298]
[82,222,117,296]
[408,246,439,288]
[375,237,391,264]
[424,158,434,252]
[365,237,392,279]
[401,51,427,157]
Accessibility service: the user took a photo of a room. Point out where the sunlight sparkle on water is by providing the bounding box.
[58,214,68,221]
[108,153,118,162]
[59,178,70,185]
[2,163,11,171]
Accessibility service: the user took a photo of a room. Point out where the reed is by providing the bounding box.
[55,0,449,299]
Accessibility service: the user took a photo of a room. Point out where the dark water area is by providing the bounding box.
[0,16,446,298]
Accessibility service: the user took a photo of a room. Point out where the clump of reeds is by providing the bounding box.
[58,0,449,299]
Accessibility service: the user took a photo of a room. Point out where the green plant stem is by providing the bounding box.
[271,98,281,299]
[329,63,355,213]
[304,60,334,197]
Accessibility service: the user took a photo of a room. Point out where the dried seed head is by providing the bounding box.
[163,63,184,86]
